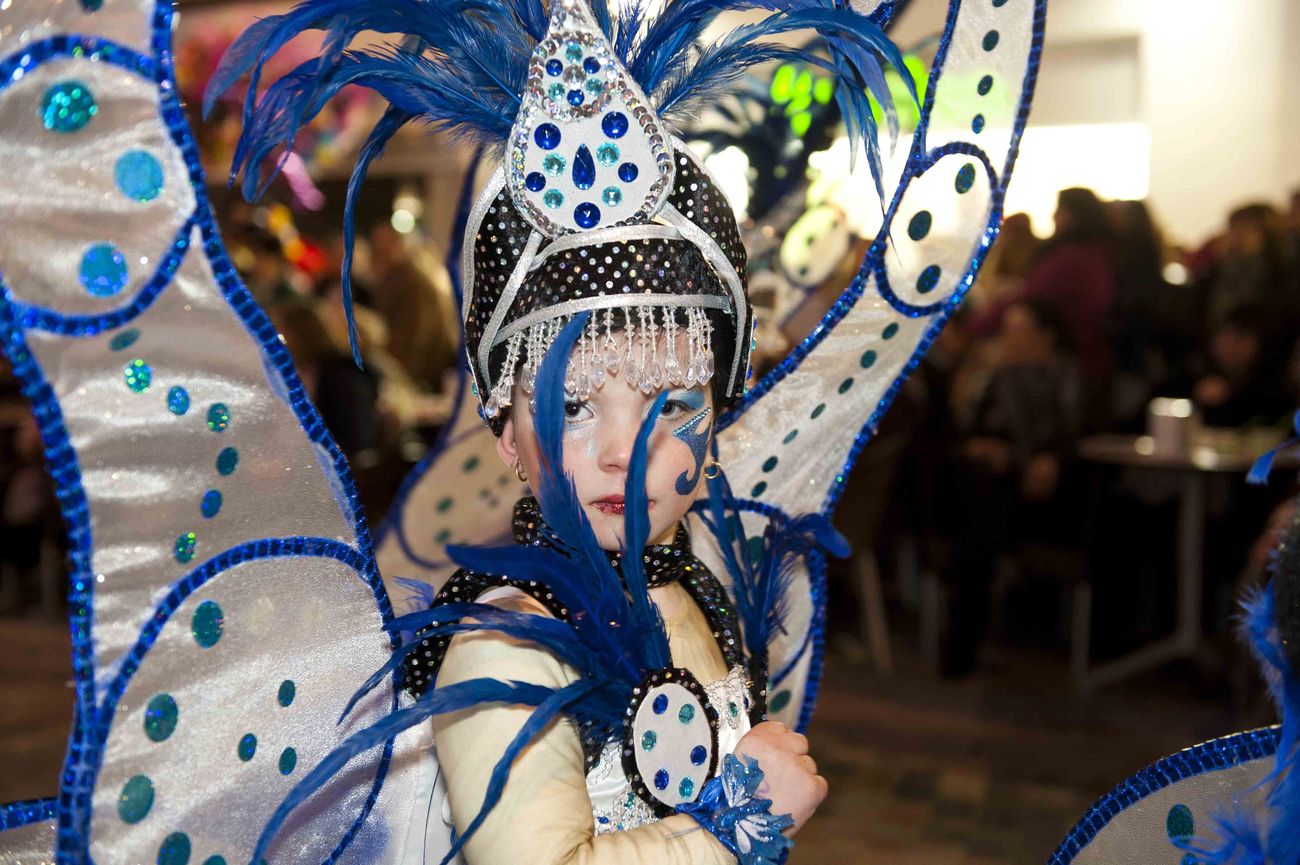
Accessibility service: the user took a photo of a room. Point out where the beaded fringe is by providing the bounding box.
[484,306,715,417]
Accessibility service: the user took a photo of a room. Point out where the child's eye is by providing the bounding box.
[563,400,593,421]
[659,399,690,417]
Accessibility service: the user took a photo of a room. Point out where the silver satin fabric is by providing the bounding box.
[0,2,423,862]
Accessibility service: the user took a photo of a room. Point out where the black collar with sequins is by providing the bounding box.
[511,496,696,589]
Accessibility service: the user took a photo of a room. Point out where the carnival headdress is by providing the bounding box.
[211,0,911,429]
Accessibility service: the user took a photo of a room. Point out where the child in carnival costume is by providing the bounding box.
[213,0,912,861]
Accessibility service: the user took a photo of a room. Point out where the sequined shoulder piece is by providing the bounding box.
[678,565,746,673]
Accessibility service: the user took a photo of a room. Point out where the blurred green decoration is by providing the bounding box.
[869,54,929,132]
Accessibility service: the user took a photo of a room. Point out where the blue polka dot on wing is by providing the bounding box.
[115,150,164,202]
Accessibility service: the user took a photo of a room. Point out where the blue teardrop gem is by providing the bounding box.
[618,162,639,183]
[572,145,596,190]
[535,123,561,150]
[602,112,628,139]
[574,202,601,228]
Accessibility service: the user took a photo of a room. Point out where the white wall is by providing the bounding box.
[894,0,1300,245]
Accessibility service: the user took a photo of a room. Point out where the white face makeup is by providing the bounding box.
[498,333,715,552]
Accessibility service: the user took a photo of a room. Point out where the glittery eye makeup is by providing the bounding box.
[672,406,713,494]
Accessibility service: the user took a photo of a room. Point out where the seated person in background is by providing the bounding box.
[1192,303,1293,429]
[938,297,1085,676]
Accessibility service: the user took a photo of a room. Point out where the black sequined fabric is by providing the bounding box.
[467,151,752,435]
[400,497,751,769]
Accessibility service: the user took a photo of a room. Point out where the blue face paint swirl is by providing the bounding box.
[673,407,714,494]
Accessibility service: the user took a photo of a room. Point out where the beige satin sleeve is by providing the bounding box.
[431,585,737,865]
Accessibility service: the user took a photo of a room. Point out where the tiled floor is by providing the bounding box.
[0,615,1247,864]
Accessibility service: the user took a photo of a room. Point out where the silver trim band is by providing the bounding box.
[478,230,543,388]
[527,223,684,271]
[460,169,508,325]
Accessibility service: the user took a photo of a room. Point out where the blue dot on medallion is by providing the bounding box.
[109,328,140,351]
[565,41,583,62]
[585,77,604,96]
[652,694,668,714]
[978,74,994,96]
[546,58,563,76]
[596,142,620,166]
[543,189,564,210]
[543,153,566,176]
[567,89,585,106]
[602,112,628,139]
[279,747,298,776]
[80,243,128,296]
[206,403,230,433]
[955,163,977,194]
[583,57,601,74]
[762,456,778,472]
[547,82,565,101]
[982,30,1000,50]
[618,162,639,183]
[124,359,152,393]
[690,745,707,766]
[653,769,669,791]
[157,832,190,865]
[535,123,561,150]
[237,733,257,762]
[678,704,695,724]
[192,599,224,648]
[883,322,899,339]
[144,693,178,742]
[215,447,239,476]
[574,203,601,229]
[602,186,623,207]
[679,777,695,799]
[41,80,97,132]
[174,532,197,564]
[278,679,296,707]
[972,113,986,133]
[525,172,546,192]
[166,385,189,415]
[641,730,657,752]
[751,481,767,497]
[118,775,154,824]
[917,264,942,294]
[907,210,932,241]
[573,145,596,190]
[1166,804,1194,843]
[861,349,877,368]
[115,151,164,202]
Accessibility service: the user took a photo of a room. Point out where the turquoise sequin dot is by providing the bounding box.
[596,143,620,166]
[278,679,296,707]
[543,189,564,210]
[565,41,583,62]
[955,163,976,194]
[117,775,154,824]
[109,328,140,351]
[547,82,565,101]
[237,733,257,762]
[751,481,767,497]
[157,832,190,865]
[601,186,623,207]
[115,151,164,202]
[678,777,695,799]
[80,243,128,296]
[585,77,604,96]
[200,490,222,519]
[206,403,231,433]
[811,403,826,419]
[641,730,657,752]
[167,386,190,415]
[174,532,197,564]
[678,704,695,724]
[279,747,298,776]
[861,350,877,368]
[769,689,792,713]
[215,447,239,476]
[839,378,854,394]
[1166,804,1194,843]
[761,456,778,473]
[907,210,932,241]
[883,322,899,339]
[124,359,152,393]
[144,693,178,742]
[41,80,97,132]
[543,153,566,176]
[192,600,224,648]
[917,264,942,294]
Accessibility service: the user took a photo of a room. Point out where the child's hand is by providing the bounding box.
[732,721,828,833]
